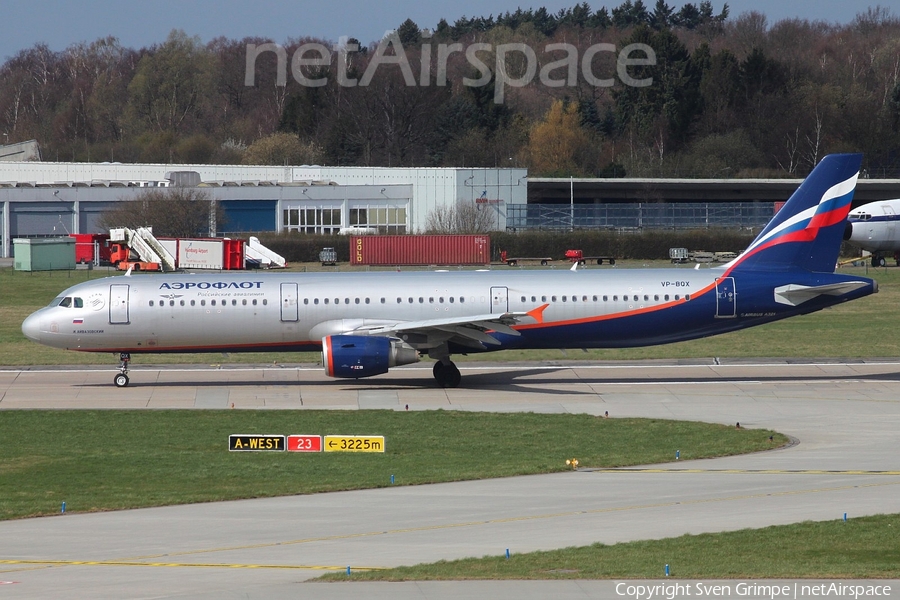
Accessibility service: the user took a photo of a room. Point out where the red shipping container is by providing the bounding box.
[70,233,111,264]
[350,235,490,266]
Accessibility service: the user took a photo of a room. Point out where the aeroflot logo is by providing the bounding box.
[159,281,265,290]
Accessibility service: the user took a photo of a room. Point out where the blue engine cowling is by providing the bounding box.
[322,335,419,378]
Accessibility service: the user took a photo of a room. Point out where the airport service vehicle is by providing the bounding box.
[22,154,876,388]
[564,249,616,265]
[844,199,900,266]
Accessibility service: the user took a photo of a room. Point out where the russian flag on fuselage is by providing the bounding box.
[726,153,861,274]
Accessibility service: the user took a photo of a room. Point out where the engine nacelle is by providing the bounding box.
[322,335,420,378]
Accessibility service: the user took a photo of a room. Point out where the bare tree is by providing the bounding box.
[425,202,497,233]
[99,188,225,238]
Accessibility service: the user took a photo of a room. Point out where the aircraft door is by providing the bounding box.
[883,204,896,242]
[490,286,509,314]
[109,284,130,324]
[715,277,736,318]
[280,282,299,322]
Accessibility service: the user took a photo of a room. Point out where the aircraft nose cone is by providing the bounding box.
[22,312,42,343]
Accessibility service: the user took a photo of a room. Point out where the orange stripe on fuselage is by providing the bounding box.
[513,281,717,331]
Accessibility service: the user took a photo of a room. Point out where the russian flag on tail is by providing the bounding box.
[726,153,861,274]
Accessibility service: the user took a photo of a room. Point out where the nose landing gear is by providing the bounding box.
[114,352,131,387]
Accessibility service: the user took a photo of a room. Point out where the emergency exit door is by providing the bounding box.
[280,282,299,322]
[490,286,509,313]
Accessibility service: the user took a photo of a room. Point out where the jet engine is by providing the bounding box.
[322,335,420,378]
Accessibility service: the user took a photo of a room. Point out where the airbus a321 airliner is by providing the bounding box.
[22,154,876,388]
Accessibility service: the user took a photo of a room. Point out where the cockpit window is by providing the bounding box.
[74,297,83,308]
[49,295,65,307]
[58,297,72,308]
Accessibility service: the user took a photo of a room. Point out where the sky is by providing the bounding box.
[1,0,889,60]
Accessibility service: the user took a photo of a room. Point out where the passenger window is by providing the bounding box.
[562,296,567,302]
[674,295,680,300]
[654,295,659,301]
[439,297,444,303]
[180,300,185,306]
[541,296,547,302]
[460,297,465,303]
[324,298,330,304]
[552,296,557,302]
[232,300,237,306]
[419,297,424,303]
[170,300,175,307]
[665,295,669,301]
[303,298,308,305]
[644,295,649,301]
[314,298,319,305]
[253,299,258,306]
[429,297,434,304]
[263,299,267,305]
[242,299,247,306]
[344,298,350,304]
[408,297,413,303]
[201,300,206,306]
[521,296,526,302]
[449,297,455,303]
[685,294,691,301]
[149,301,155,307]
[191,300,196,306]
[613,295,618,301]
[531,296,537,302]
[211,300,216,306]
[633,295,638,301]
[355,298,360,304]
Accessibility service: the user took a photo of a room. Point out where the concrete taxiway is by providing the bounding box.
[1,360,899,599]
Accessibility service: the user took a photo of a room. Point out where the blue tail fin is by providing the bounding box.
[727,153,861,274]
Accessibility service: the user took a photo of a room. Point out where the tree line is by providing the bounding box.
[1,2,899,177]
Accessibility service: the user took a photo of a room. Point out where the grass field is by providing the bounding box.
[318,514,900,580]
[1,262,897,366]
[0,410,785,520]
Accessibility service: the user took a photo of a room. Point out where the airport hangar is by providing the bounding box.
[3,158,900,258]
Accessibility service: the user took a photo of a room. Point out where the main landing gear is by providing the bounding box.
[432,359,461,388]
[114,352,131,387]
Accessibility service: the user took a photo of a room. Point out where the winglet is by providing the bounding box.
[526,303,550,324]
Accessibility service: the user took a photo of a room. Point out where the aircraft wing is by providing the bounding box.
[358,304,548,350]
[774,281,871,306]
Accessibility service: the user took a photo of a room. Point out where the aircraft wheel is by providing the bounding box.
[873,256,886,267]
[433,361,461,388]
[114,373,129,388]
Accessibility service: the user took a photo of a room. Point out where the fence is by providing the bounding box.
[507,202,777,231]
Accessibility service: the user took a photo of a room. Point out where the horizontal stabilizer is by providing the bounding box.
[774,281,870,306]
